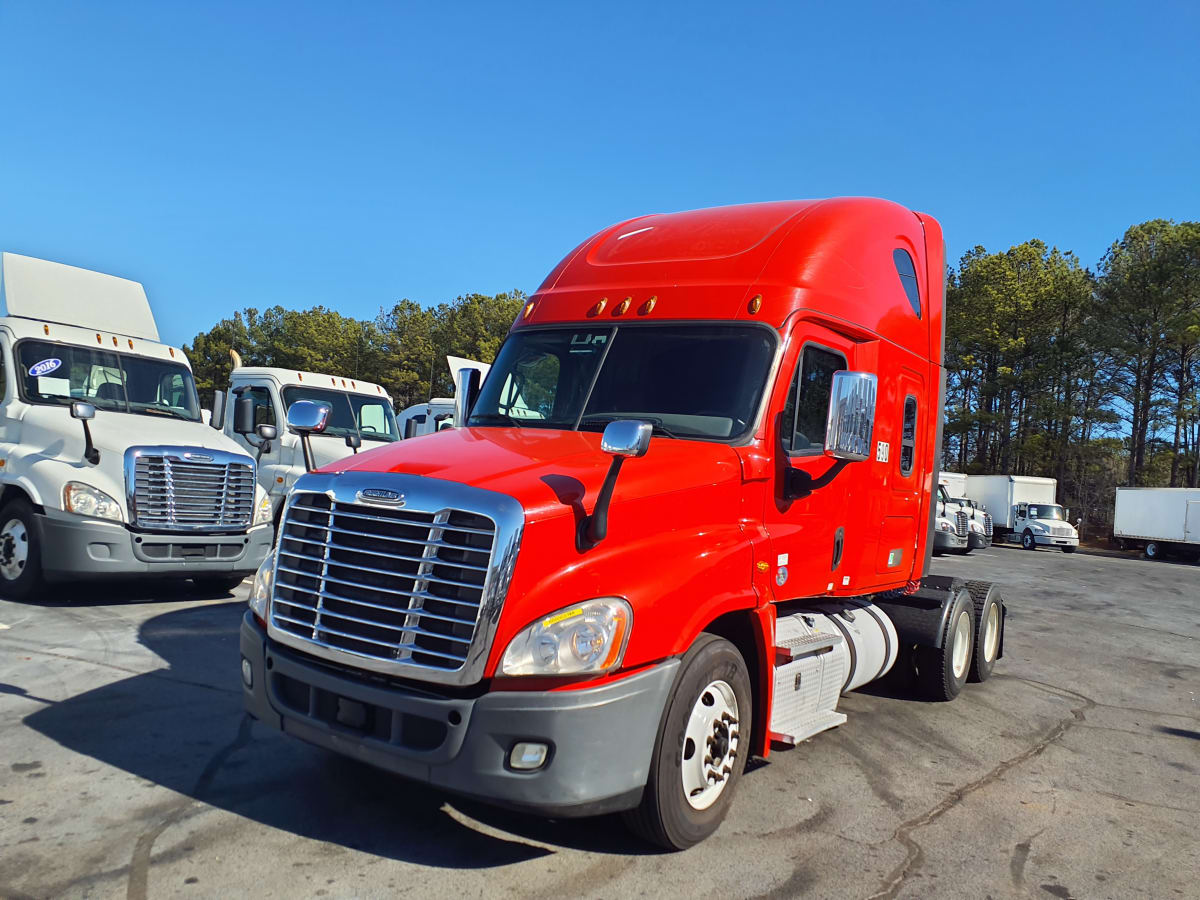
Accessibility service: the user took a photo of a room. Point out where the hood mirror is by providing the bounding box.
[824,371,877,461]
[71,401,100,465]
[287,401,331,472]
[582,420,653,549]
[345,432,361,454]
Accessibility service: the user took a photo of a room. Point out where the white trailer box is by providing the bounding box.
[0,253,273,599]
[939,471,968,497]
[965,474,1078,551]
[1113,487,1200,560]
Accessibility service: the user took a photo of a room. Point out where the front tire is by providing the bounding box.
[1144,541,1160,560]
[190,574,247,594]
[1021,530,1037,551]
[0,500,44,602]
[1062,546,1077,554]
[914,588,974,701]
[623,634,751,850]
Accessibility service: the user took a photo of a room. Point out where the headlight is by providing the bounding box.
[1031,522,1048,533]
[500,598,632,676]
[248,550,275,621]
[939,521,952,532]
[253,487,273,526]
[63,482,123,522]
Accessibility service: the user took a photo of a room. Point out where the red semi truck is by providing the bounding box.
[240,198,1007,849]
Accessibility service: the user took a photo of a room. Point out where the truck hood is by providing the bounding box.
[324,426,744,523]
[85,411,252,457]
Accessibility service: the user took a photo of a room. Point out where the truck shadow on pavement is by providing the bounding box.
[22,599,656,866]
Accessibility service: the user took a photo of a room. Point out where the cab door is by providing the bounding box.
[763,323,865,600]
[230,381,290,509]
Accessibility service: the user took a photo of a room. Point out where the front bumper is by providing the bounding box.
[35,508,273,582]
[1034,533,1079,548]
[934,530,968,551]
[240,613,678,817]
[968,531,992,549]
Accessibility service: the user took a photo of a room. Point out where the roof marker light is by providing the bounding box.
[749,294,763,314]
[96,334,102,343]
[43,324,50,335]
[297,373,303,381]
[112,336,119,347]
[590,297,607,316]
[523,300,535,319]
[169,348,175,357]
[128,339,134,349]
[640,296,657,315]
[615,297,631,315]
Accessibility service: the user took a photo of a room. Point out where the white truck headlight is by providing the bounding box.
[500,598,632,676]
[938,521,952,532]
[253,487,273,526]
[248,550,275,621]
[62,482,123,522]
[1031,522,1048,533]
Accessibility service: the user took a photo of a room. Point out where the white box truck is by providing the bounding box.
[0,252,274,599]
[965,474,1078,552]
[220,365,399,529]
[938,472,992,550]
[1113,487,1200,561]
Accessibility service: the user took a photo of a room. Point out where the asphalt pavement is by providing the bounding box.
[1,544,1197,899]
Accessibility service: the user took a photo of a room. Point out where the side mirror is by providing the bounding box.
[256,423,277,441]
[71,402,100,465]
[583,420,653,548]
[453,367,482,427]
[287,400,331,472]
[824,371,877,461]
[345,432,361,454]
[211,391,227,430]
[601,420,652,458]
[233,395,256,435]
[403,414,426,439]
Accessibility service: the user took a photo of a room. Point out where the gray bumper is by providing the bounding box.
[35,508,273,582]
[240,613,677,817]
[1034,534,1078,548]
[934,530,968,551]
[968,531,992,549]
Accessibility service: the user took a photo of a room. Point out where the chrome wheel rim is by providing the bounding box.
[681,679,739,811]
[951,610,971,680]
[0,519,29,581]
[983,602,1000,662]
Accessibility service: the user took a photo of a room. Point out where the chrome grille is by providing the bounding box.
[128,449,255,531]
[1050,523,1074,536]
[954,510,969,537]
[272,492,497,674]
[983,512,993,537]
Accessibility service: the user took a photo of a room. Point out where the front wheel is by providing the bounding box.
[0,500,44,602]
[1062,546,1077,554]
[623,634,751,850]
[1144,541,1160,560]
[190,574,247,595]
[1021,530,1037,551]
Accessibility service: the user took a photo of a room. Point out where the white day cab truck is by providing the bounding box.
[219,360,400,530]
[937,471,992,552]
[965,474,1078,552]
[1113,487,1200,561]
[0,252,274,599]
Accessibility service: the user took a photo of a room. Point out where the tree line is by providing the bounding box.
[945,219,1200,530]
[183,217,1200,531]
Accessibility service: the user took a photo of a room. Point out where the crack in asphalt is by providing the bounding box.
[865,678,1095,900]
[125,715,254,900]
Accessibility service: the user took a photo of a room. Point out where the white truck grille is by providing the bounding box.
[272,493,497,674]
[127,449,255,531]
[983,513,993,537]
[954,510,969,537]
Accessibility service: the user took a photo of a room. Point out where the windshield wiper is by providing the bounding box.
[131,405,192,420]
[469,413,524,427]
[578,414,681,439]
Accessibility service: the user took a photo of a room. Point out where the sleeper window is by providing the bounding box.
[893,249,922,319]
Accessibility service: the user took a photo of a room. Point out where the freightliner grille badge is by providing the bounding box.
[357,488,406,507]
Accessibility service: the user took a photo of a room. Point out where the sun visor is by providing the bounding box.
[0,252,160,341]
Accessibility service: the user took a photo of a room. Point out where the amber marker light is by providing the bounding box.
[523,300,536,319]
[640,295,657,315]
[590,297,607,316]
[43,324,50,335]
[749,294,763,314]
[614,297,631,315]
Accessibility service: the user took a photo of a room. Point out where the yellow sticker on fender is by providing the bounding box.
[542,608,584,628]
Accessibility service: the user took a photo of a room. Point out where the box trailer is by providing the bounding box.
[965,474,1077,551]
[1113,487,1200,560]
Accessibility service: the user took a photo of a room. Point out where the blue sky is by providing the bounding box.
[1,1,1196,348]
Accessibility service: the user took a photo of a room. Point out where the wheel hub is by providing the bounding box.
[681,680,739,811]
[0,519,28,582]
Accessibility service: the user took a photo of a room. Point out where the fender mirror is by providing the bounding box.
[345,432,361,454]
[824,371,877,461]
[71,401,100,465]
[286,400,331,472]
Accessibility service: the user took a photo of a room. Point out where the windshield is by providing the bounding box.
[17,339,201,421]
[1029,504,1065,521]
[281,386,398,442]
[469,324,776,441]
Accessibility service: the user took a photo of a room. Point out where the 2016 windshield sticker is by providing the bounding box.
[28,358,62,378]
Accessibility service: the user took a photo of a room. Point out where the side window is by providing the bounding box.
[243,387,276,426]
[0,340,7,401]
[782,345,845,453]
[893,249,922,319]
[900,395,917,476]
